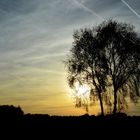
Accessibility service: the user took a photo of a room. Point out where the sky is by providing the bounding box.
[0,0,140,116]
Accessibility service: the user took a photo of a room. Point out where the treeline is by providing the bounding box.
[0,105,140,138]
[0,105,24,116]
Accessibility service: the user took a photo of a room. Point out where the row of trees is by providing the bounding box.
[66,20,140,115]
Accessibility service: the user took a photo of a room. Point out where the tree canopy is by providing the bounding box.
[66,20,140,115]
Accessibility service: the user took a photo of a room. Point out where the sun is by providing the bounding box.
[69,82,91,101]
[75,83,90,98]
[78,86,89,96]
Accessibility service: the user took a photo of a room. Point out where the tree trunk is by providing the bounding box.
[91,73,104,115]
[98,92,104,116]
[113,90,117,114]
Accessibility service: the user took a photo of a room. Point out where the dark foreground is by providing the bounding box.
[0,105,140,139]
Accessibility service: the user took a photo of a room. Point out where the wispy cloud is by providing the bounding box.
[121,0,140,19]
[72,0,104,20]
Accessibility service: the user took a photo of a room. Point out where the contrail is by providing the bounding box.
[73,0,104,20]
[121,0,140,19]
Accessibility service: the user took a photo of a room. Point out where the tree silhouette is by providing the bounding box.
[96,20,140,114]
[66,20,140,115]
[66,28,108,115]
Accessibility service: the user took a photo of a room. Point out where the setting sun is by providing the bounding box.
[77,85,90,98]
[70,82,91,101]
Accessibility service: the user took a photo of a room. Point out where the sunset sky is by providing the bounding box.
[0,0,140,115]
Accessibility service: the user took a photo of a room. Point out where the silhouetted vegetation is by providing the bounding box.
[66,20,140,115]
[0,105,140,138]
[97,20,140,114]
[0,105,23,120]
